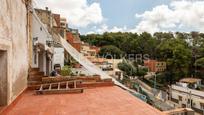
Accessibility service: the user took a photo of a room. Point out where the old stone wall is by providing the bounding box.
[0,0,28,104]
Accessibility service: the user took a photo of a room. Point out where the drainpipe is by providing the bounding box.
[24,0,33,68]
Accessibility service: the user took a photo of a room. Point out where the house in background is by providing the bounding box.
[170,78,204,114]
[32,8,55,76]
[179,78,202,89]
[144,60,166,72]
[66,28,81,52]
[34,8,73,71]
[81,42,100,57]
[53,43,64,69]
[59,17,68,39]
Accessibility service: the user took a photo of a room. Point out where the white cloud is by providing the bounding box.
[96,24,109,33]
[110,26,127,33]
[92,24,127,34]
[86,24,128,34]
[133,0,204,33]
[34,0,104,27]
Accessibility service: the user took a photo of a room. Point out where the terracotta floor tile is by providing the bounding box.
[3,86,164,115]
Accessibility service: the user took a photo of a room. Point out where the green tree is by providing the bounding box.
[157,39,191,81]
[195,58,204,68]
[118,60,137,76]
[99,45,124,59]
[137,68,147,79]
[194,58,204,78]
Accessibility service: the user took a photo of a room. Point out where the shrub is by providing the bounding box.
[61,66,72,76]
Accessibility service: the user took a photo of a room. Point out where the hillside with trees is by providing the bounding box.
[81,32,204,84]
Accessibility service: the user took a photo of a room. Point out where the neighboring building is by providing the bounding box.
[105,59,123,79]
[32,8,55,76]
[35,7,53,33]
[100,61,113,71]
[170,78,204,114]
[59,17,68,39]
[60,17,68,28]
[114,69,123,80]
[81,42,100,57]
[34,8,69,72]
[53,44,64,68]
[164,108,194,115]
[66,28,81,52]
[52,13,61,34]
[91,58,123,79]
[144,60,166,72]
[179,78,202,89]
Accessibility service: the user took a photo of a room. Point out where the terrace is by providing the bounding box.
[2,86,164,115]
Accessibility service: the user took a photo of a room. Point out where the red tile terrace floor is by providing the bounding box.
[2,86,164,115]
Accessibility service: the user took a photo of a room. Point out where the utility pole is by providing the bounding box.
[153,74,157,96]
[189,91,192,108]
[154,74,157,89]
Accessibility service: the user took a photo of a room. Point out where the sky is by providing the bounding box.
[35,0,204,35]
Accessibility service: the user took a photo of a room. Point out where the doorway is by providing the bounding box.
[46,57,50,76]
[0,50,8,106]
[38,51,44,72]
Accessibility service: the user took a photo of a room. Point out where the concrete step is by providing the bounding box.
[30,68,40,72]
[29,71,44,76]
[41,76,102,83]
[28,81,42,86]
[28,76,42,81]
[78,81,114,88]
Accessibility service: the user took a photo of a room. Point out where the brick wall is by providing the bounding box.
[144,60,157,72]
[66,32,81,52]
[53,14,61,27]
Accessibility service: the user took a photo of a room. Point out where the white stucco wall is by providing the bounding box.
[32,14,50,45]
[171,85,204,110]
[32,11,53,72]
[0,0,28,104]
[53,47,64,68]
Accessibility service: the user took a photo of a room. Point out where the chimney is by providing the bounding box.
[45,7,48,11]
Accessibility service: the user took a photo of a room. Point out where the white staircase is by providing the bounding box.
[58,35,138,93]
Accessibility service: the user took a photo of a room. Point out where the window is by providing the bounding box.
[34,53,37,64]
[179,96,182,101]
[201,103,204,110]
[187,99,190,104]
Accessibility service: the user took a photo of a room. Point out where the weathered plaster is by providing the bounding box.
[0,0,28,104]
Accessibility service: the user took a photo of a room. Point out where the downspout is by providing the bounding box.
[25,0,33,68]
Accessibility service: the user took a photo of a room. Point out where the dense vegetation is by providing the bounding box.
[81,32,204,84]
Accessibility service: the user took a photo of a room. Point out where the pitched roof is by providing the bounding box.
[180,78,201,84]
